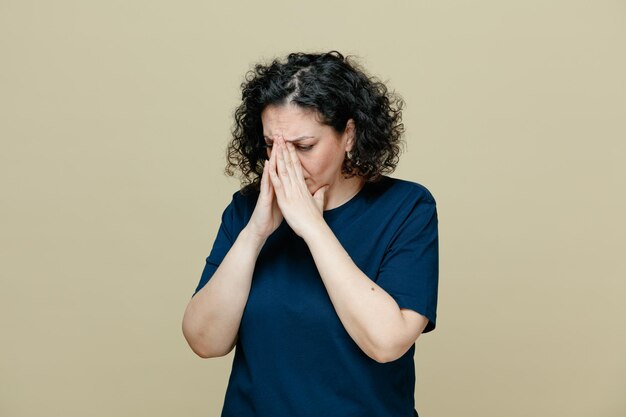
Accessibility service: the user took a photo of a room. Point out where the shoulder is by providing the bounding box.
[368,176,437,205]
[234,182,262,204]
[222,187,259,225]
[232,187,259,209]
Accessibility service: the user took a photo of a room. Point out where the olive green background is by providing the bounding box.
[1,1,624,416]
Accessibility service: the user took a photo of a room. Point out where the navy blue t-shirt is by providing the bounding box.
[192,175,439,417]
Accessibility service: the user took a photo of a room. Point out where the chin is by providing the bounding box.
[307,182,320,194]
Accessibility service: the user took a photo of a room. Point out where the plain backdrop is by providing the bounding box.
[1,1,625,416]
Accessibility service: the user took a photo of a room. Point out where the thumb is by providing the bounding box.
[313,185,330,210]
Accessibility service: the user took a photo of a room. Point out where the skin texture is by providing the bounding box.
[251,103,429,362]
[182,103,428,362]
[262,103,364,209]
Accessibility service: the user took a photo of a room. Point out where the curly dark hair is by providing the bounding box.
[225,50,406,195]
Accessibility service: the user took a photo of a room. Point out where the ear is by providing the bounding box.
[344,118,356,152]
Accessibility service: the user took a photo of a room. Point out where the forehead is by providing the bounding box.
[261,104,324,139]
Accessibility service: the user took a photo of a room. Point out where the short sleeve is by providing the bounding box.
[191,193,239,298]
[375,195,439,333]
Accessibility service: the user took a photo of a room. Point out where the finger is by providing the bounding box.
[281,140,299,188]
[266,159,276,199]
[285,141,307,189]
[268,142,284,199]
[313,184,329,211]
[262,160,270,198]
[275,139,292,197]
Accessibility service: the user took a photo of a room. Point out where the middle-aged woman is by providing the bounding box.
[182,50,439,417]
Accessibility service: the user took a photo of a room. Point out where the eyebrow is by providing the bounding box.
[263,135,316,143]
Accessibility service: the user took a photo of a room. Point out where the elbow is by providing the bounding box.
[182,303,216,359]
[182,318,218,359]
[181,300,239,359]
[373,346,402,364]
[192,346,213,359]
[373,337,417,364]
[368,339,397,364]
[189,337,215,359]
[197,340,237,359]
[360,333,399,364]
[182,324,209,358]
[373,348,397,364]
[183,331,222,359]
[181,320,235,359]
[374,311,428,363]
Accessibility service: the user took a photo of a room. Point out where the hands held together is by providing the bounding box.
[246,137,329,241]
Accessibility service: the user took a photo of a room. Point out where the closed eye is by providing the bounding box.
[263,143,313,151]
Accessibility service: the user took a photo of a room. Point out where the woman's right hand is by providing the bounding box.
[245,158,283,241]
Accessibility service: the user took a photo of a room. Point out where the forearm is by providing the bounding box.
[182,227,265,358]
[303,221,407,363]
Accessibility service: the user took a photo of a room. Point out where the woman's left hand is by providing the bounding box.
[268,136,329,238]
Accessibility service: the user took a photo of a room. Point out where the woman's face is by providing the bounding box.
[261,103,355,194]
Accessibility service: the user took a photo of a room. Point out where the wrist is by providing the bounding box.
[239,226,268,251]
[301,217,331,246]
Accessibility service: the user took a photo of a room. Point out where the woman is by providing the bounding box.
[182,51,439,417]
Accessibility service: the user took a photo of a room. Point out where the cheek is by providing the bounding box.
[297,155,317,175]
[299,151,337,177]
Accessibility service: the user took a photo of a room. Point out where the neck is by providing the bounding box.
[323,175,365,211]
